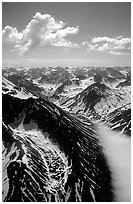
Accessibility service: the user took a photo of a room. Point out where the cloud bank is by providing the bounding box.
[97,123,131,202]
[83,36,131,55]
[2,12,79,55]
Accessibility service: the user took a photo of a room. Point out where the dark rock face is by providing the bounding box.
[51,79,80,100]
[2,92,114,202]
[61,82,111,114]
[104,104,131,136]
[3,74,46,98]
[80,83,109,111]
[2,74,131,202]
[61,79,130,120]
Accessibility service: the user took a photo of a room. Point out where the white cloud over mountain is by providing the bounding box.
[2,12,79,55]
[83,36,131,55]
[2,12,130,56]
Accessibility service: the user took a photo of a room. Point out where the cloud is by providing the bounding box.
[2,12,79,55]
[83,36,131,55]
[2,26,23,44]
[97,123,131,202]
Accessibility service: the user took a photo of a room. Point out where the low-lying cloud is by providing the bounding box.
[83,36,131,55]
[2,12,79,55]
[96,123,131,202]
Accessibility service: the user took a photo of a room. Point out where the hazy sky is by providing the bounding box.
[2,2,131,67]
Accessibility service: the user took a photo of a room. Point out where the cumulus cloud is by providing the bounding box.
[83,36,131,55]
[2,26,23,44]
[2,12,79,55]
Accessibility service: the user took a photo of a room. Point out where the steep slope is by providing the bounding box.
[61,82,130,119]
[3,74,46,99]
[104,103,131,136]
[51,78,81,100]
[2,77,38,100]
[2,80,115,202]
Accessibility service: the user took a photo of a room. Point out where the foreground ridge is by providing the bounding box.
[2,77,131,202]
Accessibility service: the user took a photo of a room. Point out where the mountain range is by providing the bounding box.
[2,66,131,202]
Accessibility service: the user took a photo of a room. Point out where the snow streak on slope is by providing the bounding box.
[2,92,115,202]
[61,82,131,119]
[96,123,131,202]
[2,77,37,99]
[104,103,131,136]
[2,75,131,202]
[3,123,71,201]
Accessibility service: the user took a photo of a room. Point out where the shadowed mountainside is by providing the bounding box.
[3,86,113,201]
[2,75,131,202]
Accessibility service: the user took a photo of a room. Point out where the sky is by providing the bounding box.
[2,2,131,67]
